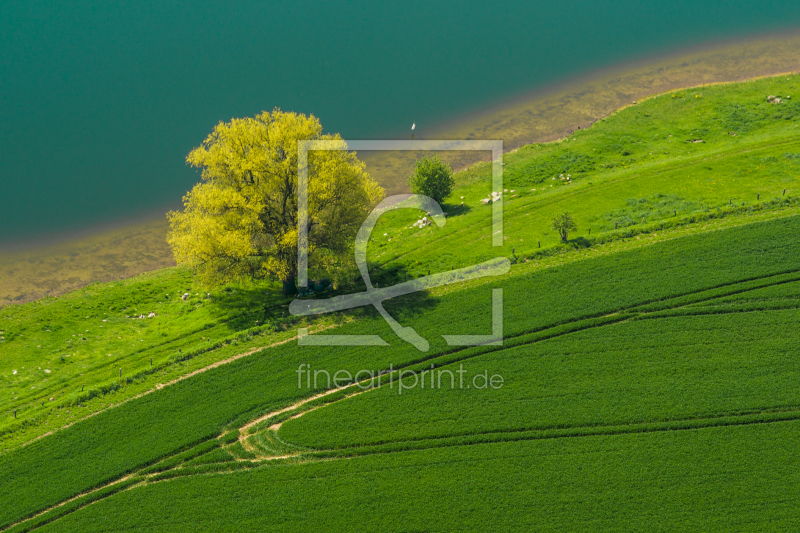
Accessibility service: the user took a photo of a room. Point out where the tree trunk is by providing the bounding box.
[282,274,297,295]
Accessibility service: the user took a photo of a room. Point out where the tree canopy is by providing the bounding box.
[551,211,577,242]
[167,109,384,293]
[408,155,455,205]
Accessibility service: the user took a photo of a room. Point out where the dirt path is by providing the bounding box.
[2,475,139,532]
[1,326,340,532]
[239,388,357,455]
[239,387,375,456]
[10,267,800,531]
[19,325,337,451]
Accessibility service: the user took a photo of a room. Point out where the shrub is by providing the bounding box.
[408,155,455,205]
[551,211,578,242]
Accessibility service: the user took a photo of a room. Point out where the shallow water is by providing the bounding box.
[3,2,800,246]
[2,31,800,306]
[2,3,800,305]
[362,30,800,189]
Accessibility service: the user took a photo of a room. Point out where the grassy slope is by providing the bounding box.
[280,304,800,449]
[2,74,799,451]
[2,214,800,531]
[367,74,800,280]
[36,421,800,532]
[1,74,800,530]
[0,268,344,451]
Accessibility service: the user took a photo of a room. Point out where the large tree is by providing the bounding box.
[167,109,384,294]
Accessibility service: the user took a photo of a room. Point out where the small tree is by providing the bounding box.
[551,211,577,242]
[408,155,455,205]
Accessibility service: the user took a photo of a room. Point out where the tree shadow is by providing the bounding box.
[206,263,443,337]
[569,236,594,249]
[443,203,472,219]
[382,286,440,322]
[293,263,442,327]
[206,284,294,333]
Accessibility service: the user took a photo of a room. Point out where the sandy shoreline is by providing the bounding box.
[2,29,800,307]
[361,28,800,191]
[0,216,174,307]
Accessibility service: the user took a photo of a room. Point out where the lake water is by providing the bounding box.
[3,1,800,248]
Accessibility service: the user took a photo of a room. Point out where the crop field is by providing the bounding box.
[4,75,800,451]
[1,213,800,531]
[28,421,800,532]
[3,75,800,531]
[0,266,359,451]
[279,307,800,450]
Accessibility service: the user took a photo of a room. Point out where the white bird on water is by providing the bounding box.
[411,122,415,140]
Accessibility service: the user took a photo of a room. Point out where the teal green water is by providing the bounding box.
[2,1,800,245]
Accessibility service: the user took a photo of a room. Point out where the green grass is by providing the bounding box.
[2,74,800,531]
[31,421,800,532]
[279,307,800,450]
[0,267,333,451]
[1,214,800,529]
[4,75,799,452]
[365,74,800,283]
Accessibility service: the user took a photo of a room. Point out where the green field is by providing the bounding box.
[367,74,800,282]
[2,75,800,531]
